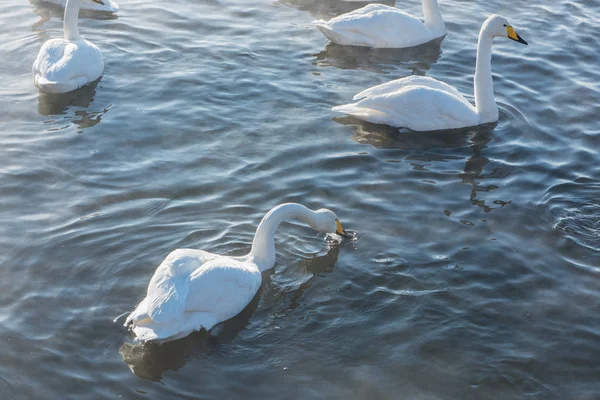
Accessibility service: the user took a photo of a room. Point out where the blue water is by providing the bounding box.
[0,0,599,398]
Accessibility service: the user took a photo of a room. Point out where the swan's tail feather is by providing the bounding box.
[124,298,151,326]
[34,75,88,94]
[128,311,218,343]
[332,103,393,125]
[312,20,345,44]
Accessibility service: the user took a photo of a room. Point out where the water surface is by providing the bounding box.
[0,0,599,398]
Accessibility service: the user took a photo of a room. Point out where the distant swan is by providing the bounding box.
[32,0,105,93]
[125,203,347,342]
[332,15,528,131]
[313,0,445,48]
[38,0,119,13]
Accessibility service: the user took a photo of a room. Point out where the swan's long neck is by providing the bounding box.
[250,204,319,272]
[474,27,498,123]
[422,0,444,36]
[64,0,82,41]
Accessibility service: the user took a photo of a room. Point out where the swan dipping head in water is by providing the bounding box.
[125,203,347,343]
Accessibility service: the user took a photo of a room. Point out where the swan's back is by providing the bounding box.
[125,249,262,342]
[33,39,103,93]
[333,85,480,131]
[313,5,433,48]
[354,76,467,102]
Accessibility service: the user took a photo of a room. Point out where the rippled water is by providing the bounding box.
[1,0,599,398]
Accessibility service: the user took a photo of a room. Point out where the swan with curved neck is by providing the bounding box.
[32,0,105,93]
[313,0,445,48]
[332,15,528,131]
[125,203,347,342]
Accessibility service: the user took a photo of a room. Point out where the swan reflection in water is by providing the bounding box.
[120,245,341,381]
[336,115,512,213]
[30,0,117,28]
[37,79,110,130]
[314,37,443,75]
[278,0,394,19]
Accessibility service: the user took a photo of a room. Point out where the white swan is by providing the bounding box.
[313,1,445,48]
[32,0,105,94]
[37,0,119,13]
[332,15,528,131]
[125,203,347,342]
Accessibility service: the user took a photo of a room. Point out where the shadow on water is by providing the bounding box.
[268,243,340,311]
[278,0,394,18]
[120,245,341,381]
[336,116,513,212]
[37,79,109,129]
[313,38,443,74]
[119,292,261,382]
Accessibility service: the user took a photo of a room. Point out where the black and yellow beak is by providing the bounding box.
[507,26,528,45]
[335,219,347,236]
[91,0,105,4]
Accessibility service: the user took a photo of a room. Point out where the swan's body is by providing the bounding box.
[39,0,119,13]
[313,1,444,48]
[332,15,528,131]
[125,203,346,342]
[33,0,105,94]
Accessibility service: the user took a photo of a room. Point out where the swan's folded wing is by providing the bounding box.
[34,40,103,84]
[354,76,467,102]
[184,260,262,323]
[142,249,214,324]
[325,7,430,47]
[334,86,480,131]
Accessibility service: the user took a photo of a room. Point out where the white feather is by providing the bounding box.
[313,2,444,48]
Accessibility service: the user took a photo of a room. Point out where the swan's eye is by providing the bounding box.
[503,24,507,27]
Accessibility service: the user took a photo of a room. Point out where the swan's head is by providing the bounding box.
[484,15,528,45]
[311,209,346,236]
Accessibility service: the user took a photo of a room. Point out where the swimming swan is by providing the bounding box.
[33,0,105,94]
[313,0,444,48]
[332,15,528,131]
[38,0,119,13]
[125,203,347,342]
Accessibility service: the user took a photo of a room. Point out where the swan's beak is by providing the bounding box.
[91,0,105,4]
[335,219,347,236]
[507,26,528,45]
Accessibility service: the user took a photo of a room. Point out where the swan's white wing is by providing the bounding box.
[33,39,103,93]
[313,5,434,48]
[144,249,218,323]
[184,259,262,323]
[126,251,261,342]
[337,4,395,16]
[125,249,216,326]
[333,86,480,131]
[354,76,467,103]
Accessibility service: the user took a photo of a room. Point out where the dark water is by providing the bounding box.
[1,0,599,398]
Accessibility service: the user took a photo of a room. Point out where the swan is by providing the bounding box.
[332,15,528,131]
[124,203,347,342]
[37,0,119,13]
[312,0,445,48]
[32,0,105,94]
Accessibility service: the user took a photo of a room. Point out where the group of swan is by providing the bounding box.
[331,14,528,131]
[314,1,527,131]
[30,0,528,343]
